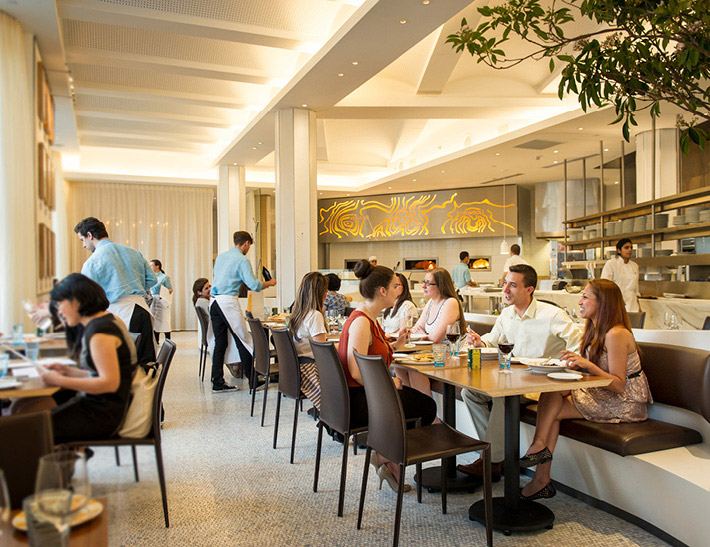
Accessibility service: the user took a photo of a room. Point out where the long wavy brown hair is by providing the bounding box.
[580,278,635,365]
[290,272,328,341]
[426,268,466,335]
[384,272,414,319]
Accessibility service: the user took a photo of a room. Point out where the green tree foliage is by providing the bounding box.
[446,0,710,153]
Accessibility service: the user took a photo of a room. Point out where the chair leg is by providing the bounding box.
[260,374,269,427]
[482,446,493,547]
[314,422,324,493]
[440,459,447,514]
[393,464,406,547]
[250,373,258,418]
[273,392,282,449]
[132,445,139,482]
[357,447,372,530]
[198,346,203,378]
[115,446,121,466]
[290,398,299,464]
[154,442,169,528]
[416,463,422,503]
[201,348,206,382]
[249,367,256,395]
[337,433,349,518]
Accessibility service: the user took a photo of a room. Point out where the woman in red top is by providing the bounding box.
[338,260,437,492]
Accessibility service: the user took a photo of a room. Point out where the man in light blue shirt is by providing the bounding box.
[210,231,276,392]
[74,217,156,364]
[452,251,477,289]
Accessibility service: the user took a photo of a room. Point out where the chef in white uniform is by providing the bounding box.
[601,238,640,312]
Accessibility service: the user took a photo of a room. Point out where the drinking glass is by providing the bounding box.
[0,352,9,378]
[670,314,681,330]
[405,315,414,344]
[664,312,672,329]
[35,451,90,547]
[498,336,514,374]
[25,339,40,362]
[446,323,461,357]
[11,324,23,346]
[1,469,9,536]
[432,343,446,367]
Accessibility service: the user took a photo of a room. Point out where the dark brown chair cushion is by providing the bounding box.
[521,405,702,456]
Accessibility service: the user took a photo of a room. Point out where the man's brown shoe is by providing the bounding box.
[456,458,504,482]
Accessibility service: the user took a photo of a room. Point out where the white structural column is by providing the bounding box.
[217,164,247,254]
[635,128,679,201]
[275,108,318,309]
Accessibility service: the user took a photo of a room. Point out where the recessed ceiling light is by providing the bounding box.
[578,127,584,130]
[337,73,344,77]
[252,147,256,150]
[423,0,430,4]
[68,76,73,82]
[302,104,308,107]
[413,179,417,182]
[352,61,358,65]
[495,153,500,156]
[553,160,558,164]
[441,170,445,173]
[554,150,559,153]
[257,141,262,145]
[604,148,609,151]
[346,193,350,196]
[388,186,392,189]
[233,163,237,166]
[400,19,407,24]
[614,181,619,184]
[319,192,323,195]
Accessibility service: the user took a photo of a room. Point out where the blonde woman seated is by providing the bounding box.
[519,279,652,501]
[398,268,466,397]
[381,272,418,335]
[289,272,329,410]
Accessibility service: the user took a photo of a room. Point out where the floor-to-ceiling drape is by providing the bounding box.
[66,181,214,330]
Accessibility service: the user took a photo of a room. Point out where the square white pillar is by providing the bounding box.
[217,164,246,254]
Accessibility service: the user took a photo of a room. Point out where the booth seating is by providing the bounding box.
[518,342,710,547]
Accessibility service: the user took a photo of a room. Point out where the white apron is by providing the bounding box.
[108,294,152,330]
[150,296,172,333]
[210,295,254,356]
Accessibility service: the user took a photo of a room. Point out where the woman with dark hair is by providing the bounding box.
[601,238,640,311]
[192,277,211,307]
[519,279,652,500]
[14,273,137,444]
[324,273,352,315]
[149,259,173,342]
[338,260,437,492]
[289,272,329,409]
[382,272,417,334]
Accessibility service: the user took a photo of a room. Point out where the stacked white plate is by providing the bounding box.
[655,214,669,228]
[686,206,701,223]
[622,218,635,233]
[700,209,710,223]
[633,216,647,232]
[637,247,652,258]
[673,214,687,226]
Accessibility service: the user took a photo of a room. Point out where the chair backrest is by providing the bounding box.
[245,310,254,320]
[152,339,177,440]
[129,332,142,350]
[703,316,710,331]
[247,317,272,376]
[310,340,350,434]
[270,327,301,399]
[466,321,493,336]
[0,411,54,509]
[637,342,710,423]
[344,306,355,317]
[353,351,407,465]
[628,311,646,329]
[195,305,210,346]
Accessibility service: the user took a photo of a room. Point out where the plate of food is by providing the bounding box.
[519,358,568,374]
[13,498,104,531]
[398,353,435,365]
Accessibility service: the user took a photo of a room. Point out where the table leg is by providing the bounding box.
[468,394,554,534]
[415,382,481,492]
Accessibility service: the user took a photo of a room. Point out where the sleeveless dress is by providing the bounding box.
[423,298,455,339]
[571,350,653,423]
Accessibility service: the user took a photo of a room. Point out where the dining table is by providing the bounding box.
[0,497,108,547]
[397,358,611,535]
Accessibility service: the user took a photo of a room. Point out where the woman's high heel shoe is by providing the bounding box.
[377,465,411,493]
[369,451,380,473]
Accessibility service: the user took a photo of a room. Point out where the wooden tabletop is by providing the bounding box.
[0,376,59,399]
[0,497,108,547]
[397,357,611,397]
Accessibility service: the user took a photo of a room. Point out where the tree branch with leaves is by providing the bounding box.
[446,0,710,152]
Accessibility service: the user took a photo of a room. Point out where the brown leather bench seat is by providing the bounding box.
[520,342,709,456]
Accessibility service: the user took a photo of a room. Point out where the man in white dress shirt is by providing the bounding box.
[500,244,528,286]
[458,264,582,480]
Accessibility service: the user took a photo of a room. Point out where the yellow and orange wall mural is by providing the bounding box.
[318,187,517,243]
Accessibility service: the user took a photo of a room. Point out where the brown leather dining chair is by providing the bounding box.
[309,340,368,517]
[0,411,54,509]
[270,327,305,464]
[247,318,279,425]
[353,351,493,547]
[64,339,177,528]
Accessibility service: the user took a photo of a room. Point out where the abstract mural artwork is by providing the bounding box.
[318,187,517,243]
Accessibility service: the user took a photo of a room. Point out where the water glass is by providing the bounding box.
[12,324,23,345]
[0,352,9,378]
[25,339,40,362]
[432,343,446,367]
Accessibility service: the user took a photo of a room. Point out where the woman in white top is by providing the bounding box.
[289,272,328,409]
[601,238,640,312]
[398,268,466,399]
[382,273,418,334]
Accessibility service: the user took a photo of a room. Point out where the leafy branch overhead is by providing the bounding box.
[445,0,710,153]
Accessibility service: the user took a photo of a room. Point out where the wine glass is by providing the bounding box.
[405,315,414,344]
[446,323,461,357]
[0,469,9,536]
[498,335,514,374]
[35,451,90,547]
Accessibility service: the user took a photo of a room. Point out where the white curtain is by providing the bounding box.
[0,12,35,333]
[66,181,215,330]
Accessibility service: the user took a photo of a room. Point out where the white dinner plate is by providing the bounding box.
[413,340,434,345]
[0,379,22,389]
[409,333,428,340]
[547,372,583,381]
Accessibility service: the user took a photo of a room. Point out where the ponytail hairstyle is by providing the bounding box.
[150,259,165,274]
[353,259,394,300]
[192,278,209,305]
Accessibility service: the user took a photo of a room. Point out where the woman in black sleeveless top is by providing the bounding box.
[41,274,137,444]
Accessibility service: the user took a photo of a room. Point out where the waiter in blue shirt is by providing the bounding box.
[74,217,157,365]
[210,231,276,393]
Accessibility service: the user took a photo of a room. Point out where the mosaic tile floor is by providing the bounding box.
[88,331,668,546]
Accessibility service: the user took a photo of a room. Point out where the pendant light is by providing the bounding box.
[500,183,509,254]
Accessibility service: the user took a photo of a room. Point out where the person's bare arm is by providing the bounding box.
[346,316,372,385]
[425,298,460,342]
